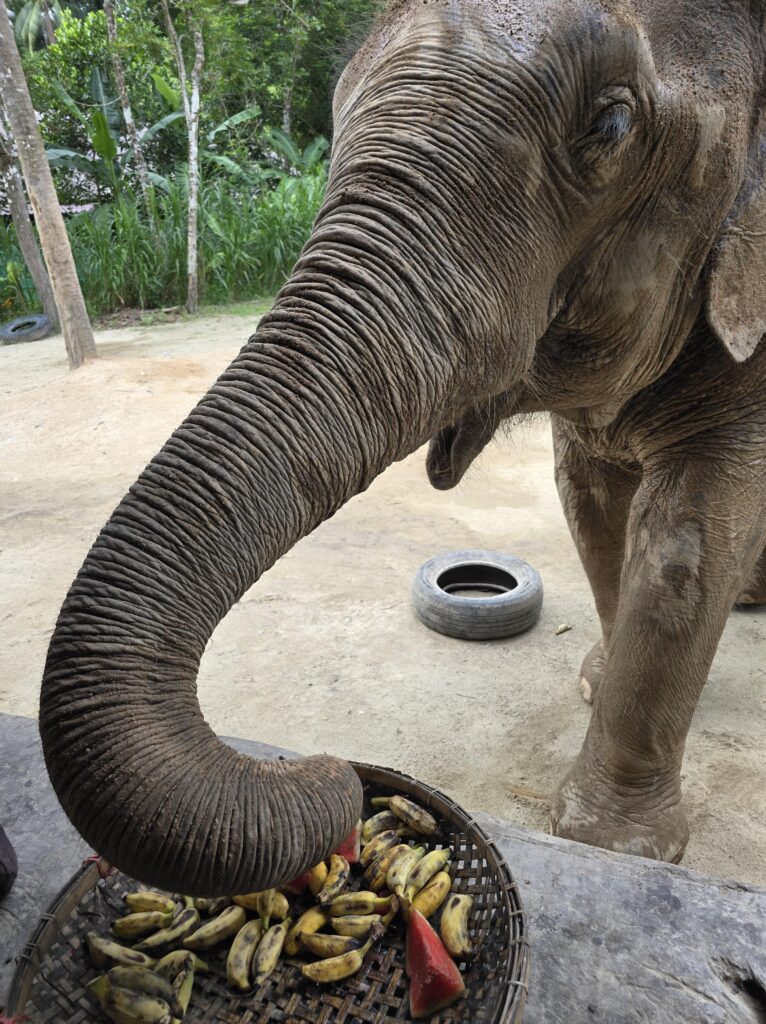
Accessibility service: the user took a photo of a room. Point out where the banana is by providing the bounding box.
[370,796,391,809]
[300,932,361,957]
[87,974,110,1005]
[331,915,385,940]
[284,906,328,956]
[86,932,157,970]
[257,888,277,928]
[439,893,474,959]
[232,890,288,920]
[172,958,195,1018]
[252,919,290,985]
[154,950,207,979]
[361,810,400,843]
[308,861,329,896]
[411,870,452,918]
[103,984,172,1024]
[363,844,403,892]
[316,854,351,905]
[359,829,405,868]
[404,848,452,902]
[389,795,438,836]
[226,919,264,991]
[329,892,393,917]
[182,905,246,951]
[124,892,176,916]
[191,897,231,916]
[113,911,174,941]
[106,966,181,1017]
[134,908,200,953]
[386,844,426,899]
[301,938,373,983]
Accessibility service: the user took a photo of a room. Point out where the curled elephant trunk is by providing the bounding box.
[39,198,464,896]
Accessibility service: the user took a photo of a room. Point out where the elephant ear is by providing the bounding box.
[706,136,766,362]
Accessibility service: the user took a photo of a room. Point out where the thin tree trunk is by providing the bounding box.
[103,0,153,214]
[0,100,58,325]
[160,0,203,315]
[39,0,56,46]
[0,0,95,368]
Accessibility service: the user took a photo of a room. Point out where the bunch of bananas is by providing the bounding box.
[84,791,475,1022]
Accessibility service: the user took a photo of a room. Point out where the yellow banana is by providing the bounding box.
[182,905,246,951]
[154,950,207,978]
[370,796,391,809]
[256,888,277,928]
[439,893,474,959]
[106,966,181,1017]
[225,919,264,991]
[300,932,361,957]
[363,844,403,892]
[103,984,172,1023]
[329,892,393,917]
[232,890,288,919]
[389,795,438,836]
[172,958,195,1018]
[124,892,176,916]
[361,810,400,843]
[411,871,451,918]
[301,938,373,983]
[387,844,426,899]
[86,932,156,970]
[191,897,231,916]
[307,861,328,896]
[113,911,174,941]
[252,919,290,985]
[284,906,328,956]
[87,974,110,1006]
[404,848,451,902]
[134,908,200,952]
[316,854,351,905]
[359,829,405,867]
[331,915,385,940]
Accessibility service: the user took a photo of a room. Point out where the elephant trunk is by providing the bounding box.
[39,209,456,896]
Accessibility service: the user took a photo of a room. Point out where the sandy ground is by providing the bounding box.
[1,313,765,886]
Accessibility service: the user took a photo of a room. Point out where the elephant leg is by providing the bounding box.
[736,543,766,605]
[552,416,640,703]
[551,452,766,862]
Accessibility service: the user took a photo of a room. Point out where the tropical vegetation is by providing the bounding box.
[0,0,380,320]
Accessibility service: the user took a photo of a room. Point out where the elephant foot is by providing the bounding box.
[550,752,688,864]
[735,584,766,606]
[578,637,607,704]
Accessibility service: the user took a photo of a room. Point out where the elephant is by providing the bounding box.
[40,0,766,895]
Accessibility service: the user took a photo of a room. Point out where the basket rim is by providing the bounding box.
[7,762,530,1023]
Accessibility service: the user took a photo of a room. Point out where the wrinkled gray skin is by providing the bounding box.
[40,0,766,893]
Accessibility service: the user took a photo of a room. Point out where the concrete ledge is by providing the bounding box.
[1,712,764,1022]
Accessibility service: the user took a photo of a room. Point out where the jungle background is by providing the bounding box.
[0,0,379,320]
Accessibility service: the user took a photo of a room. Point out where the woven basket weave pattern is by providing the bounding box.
[9,764,529,1023]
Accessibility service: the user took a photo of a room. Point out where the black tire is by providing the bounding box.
[412,550,543,640]
[0,314,53,344]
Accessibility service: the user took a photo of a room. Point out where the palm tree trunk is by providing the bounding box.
[0,0,95,368]
[103,0,154,216]
[0,100,58,326]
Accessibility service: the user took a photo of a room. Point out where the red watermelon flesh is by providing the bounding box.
[406,909,466,1018]
[334,820,362,864]
[282,869,312,895]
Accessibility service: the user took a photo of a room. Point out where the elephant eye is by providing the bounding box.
[583,102,634,153]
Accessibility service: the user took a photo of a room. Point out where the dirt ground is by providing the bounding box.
[1,312,765,886]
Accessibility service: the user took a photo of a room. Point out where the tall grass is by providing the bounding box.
[0,166,328,320]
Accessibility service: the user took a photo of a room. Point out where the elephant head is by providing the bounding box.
[40,0,766,894]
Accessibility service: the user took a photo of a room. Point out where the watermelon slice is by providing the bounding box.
[406,909,466,1018]
[334,820,362,864]
[282,868,312,895]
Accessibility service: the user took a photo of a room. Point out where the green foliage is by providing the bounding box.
[0,162,328,318]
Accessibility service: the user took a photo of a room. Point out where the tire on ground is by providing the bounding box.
[412,550,543,640]
[0,314,53,345]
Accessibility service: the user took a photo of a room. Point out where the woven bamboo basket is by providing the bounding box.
[6,762,529,1023]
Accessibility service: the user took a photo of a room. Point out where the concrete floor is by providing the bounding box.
[1,313,765,885]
